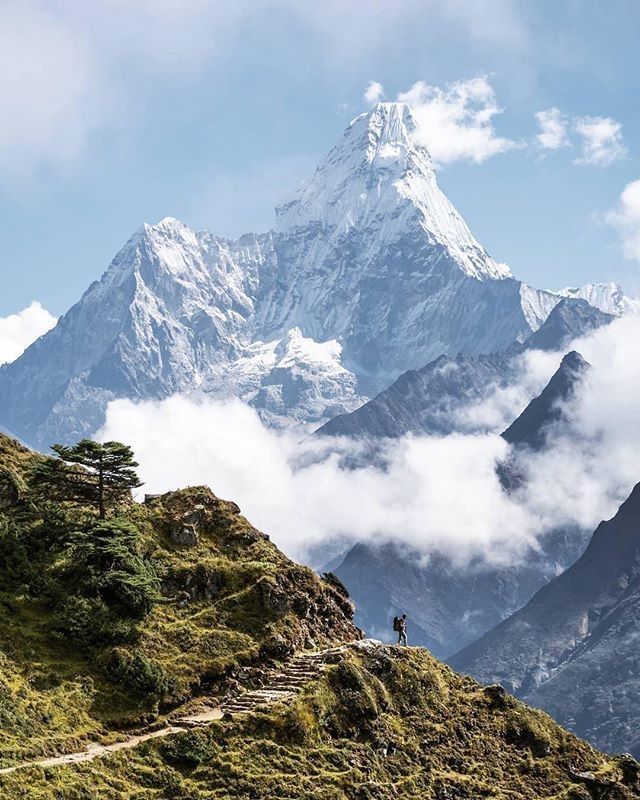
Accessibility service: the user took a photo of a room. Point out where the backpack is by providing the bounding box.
[393,616,401,632]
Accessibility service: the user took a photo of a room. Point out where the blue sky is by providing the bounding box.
[1,0,640,324]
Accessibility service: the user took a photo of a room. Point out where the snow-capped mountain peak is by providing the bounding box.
[357,101,419,165]
[556,282,638,316]
[275,100,510,295]
[0,104,595,448]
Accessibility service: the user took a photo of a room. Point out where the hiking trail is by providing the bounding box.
[0,642,376,775]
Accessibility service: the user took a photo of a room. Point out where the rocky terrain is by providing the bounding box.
[452,481,640,757]
[316,298,609,441]
[501,349,590,451]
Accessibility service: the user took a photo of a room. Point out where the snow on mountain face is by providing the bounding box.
[199,328,366,427]
[274,103,511,283]
[556,282,637,316]
[257,102,534,375]
[0,102,598,448]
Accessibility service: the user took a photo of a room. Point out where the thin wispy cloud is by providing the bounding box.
[606,179,640,261]
[535,107,570,151]
[0,2,113,178]
[364,81,385,107]
[574,115,627,166]
[0,1,528,180]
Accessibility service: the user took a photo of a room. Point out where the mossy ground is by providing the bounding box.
[1,647,637,799]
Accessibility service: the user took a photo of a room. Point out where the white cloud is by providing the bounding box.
[364,81,385,107]
[98,315,640,575]
[398,76,519,166]
[0,301,57,365]
[99,396,537,568]
[606,179,640,262]
[574,115,627,166]
[535,107,570,151]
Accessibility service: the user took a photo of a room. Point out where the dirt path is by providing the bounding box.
[0,643,362,776]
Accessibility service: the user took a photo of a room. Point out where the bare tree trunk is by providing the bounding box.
[98,453,105,519]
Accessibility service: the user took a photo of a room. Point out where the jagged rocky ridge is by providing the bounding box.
[502,350,590,451]
[333,350,594,658]
[316,298,611,441]
[0,103,588,449]
[451,482,640,758]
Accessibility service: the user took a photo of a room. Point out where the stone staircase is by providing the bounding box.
[0,642,379,774]
[219,646,347,718]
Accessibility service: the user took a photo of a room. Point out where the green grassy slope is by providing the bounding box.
[2,646,639,799]
[0,434,359,766]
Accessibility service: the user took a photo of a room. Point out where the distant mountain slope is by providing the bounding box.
[333,350,593,657]
[316,351,515,439]
[451,482,640,757]
[523,297,613,352]
[316,298,609,442]
[0,103,564,449]
[334,529,586,660]
[502,350,589,450]
[557,282,637,316]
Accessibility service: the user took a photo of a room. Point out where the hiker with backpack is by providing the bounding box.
[393,614,408,646]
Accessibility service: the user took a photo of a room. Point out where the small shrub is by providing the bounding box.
[161,729,210,767]
[0,517,34,591]
[103,648,170,698]
[53,596,116,647]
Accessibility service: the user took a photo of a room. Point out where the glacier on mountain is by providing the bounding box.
[0,102,620,448]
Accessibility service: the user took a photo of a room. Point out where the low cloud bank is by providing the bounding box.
[99,315,640,568]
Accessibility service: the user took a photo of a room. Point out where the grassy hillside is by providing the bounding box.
[2,645,640,799]
[0,434,359,766]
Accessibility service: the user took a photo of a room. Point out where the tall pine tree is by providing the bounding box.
[32,439,142,518]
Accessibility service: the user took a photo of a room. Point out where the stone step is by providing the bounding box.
[218,646,350,718]
[273,679,309,687]
[285,665,322,671]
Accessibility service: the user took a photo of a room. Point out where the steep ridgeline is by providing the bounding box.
[523,297,614,353]
[316,298,611,441]
[333,349,593,658]
[0,102,565,449]
[557,282,638,316]
[452,483,640,759]
[502,349,590,451]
